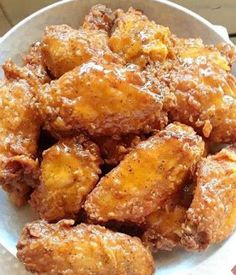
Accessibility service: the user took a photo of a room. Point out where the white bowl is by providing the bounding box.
[0,1,235,274]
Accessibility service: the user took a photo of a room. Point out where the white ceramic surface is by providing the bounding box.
[0,1,235,274]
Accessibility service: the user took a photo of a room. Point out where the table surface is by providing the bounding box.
[0,0,235,274]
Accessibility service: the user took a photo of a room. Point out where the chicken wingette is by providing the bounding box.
[182,145,236,250]
[109,7,171,67]
[17,220,155,275]
[85,123,205,223]
[39,61,165,137]
[30,136,102,221]
[0,62,41,206]
[42,24,122,78]
[149,37,236,142]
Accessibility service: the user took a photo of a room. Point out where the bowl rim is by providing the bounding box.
[0,0,231,44]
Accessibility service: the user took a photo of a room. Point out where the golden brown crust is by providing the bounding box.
[1,6,236,270]
[141,179,197,252]
[171,37,232,71]
[181,145,236,250]
[23,42,51,84]
[1,156,39,207]
[17,220,155,275]
[142,178,196,251]
[39,61,165,137]
[84,123,205,224]
[0,63,41,206]
[109,7,171,67]
[143,205,186,251]
[30,136,102,221]
[148,50,236,142]
[216,42,236,66]
[42,24,122,78]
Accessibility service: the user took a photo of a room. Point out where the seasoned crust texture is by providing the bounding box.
[42,24,122,78]
[17,220,155,275]
[39,61,165,137]
[85,123,205,223]
[0,62,41,206]
[30,136,102,221]
[182,145,236,250]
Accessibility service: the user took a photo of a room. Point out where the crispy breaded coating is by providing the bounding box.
[181,145,236,250]
[170,62,236,142]
[93,134,144,166]
[143,204,186,251]
[142,179,195,251]
[0,62,41,206]
[42,24,121,78]
[85,123,205,223]
[23,42,50,84]
[172,37,232,71]
[168,37,236,142]
[39,61,165,137]
[141,179,196,251]
[30,136,102,221]
[83,4,115,34]
[216,42,236,66]
[17,220,155,275]
[149,46,236,142]
[109,8,171,67]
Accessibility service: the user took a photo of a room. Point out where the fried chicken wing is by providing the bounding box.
[42,24,122,78]
[85,123,205,224]
[171,62,236,142]
[169,37,236,142]
[109,8,171,67]
[39,61,165,137]
[83,4,115,34]
[17,220,155,275]
[30,136,102,221]
[148,49,236,142]
[0,62,41,206]
[181,145,236,250]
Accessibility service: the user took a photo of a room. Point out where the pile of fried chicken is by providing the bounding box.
[0,4,236,275]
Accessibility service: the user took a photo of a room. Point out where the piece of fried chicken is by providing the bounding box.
[109,7,171,67]
[170,62,236,142]
[85,123,205,224]
[39,61,165,137]
[17,220,155,275]
[0,62,41,206]
[30,136,102,221]
[148,40,236,142]
[42,24,122,78]
[181,145,236,250]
